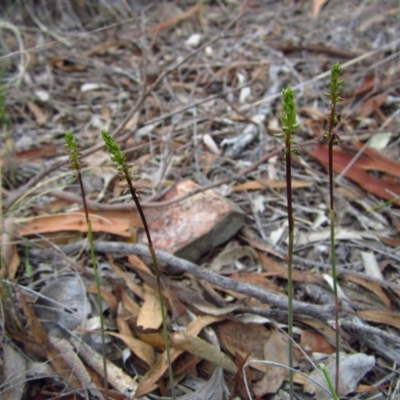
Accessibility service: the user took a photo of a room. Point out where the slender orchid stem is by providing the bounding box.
[101,130,176,399]
[65,131,109,399]
[279,86,300,398]
[324,62,343,393]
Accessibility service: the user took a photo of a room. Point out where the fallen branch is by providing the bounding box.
[54,240,400,364]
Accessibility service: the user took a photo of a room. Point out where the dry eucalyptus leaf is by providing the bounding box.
[218,321,268,356]
[107,332,155,367]
[253,330,293,396]
[361,251,383,279]
[0,342,27,400]
[304,352,375,399]
[34,275,91,331]
[136,284,162,330]
[171,333,237,374]
[210,245,259,272]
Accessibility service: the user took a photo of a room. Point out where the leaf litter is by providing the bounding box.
[1,0,400,399]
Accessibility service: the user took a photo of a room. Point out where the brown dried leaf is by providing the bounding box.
[217,321,270,361]
[20,294,82,390]
[170,333,237,374]
[300,329,335,355]
[354,141,400,177]
[121,289,141,318]
[259,252,322,284]
[309,146,400,206]
[229,271,283,294]
[356,310,400,330]
[312,0,327,19]
[108,332,155,367]
[359,93,388,117]
[1,342,27,400]
[341,273,391,309]
[117,302,133,337]
[297,318,337,348]
[136,315,221,397]
[378,235,400,247]
[26,101,48,126]
[353,75,376,96]
[136,284,162,330]
[253,329,290,396]
[87,284,118,313]
[15,144,57,161]
[15,210,142,238]
[111,259,144,299]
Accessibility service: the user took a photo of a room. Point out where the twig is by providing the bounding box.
[55,241,400,361]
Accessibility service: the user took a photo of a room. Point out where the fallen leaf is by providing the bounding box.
[259,252,322,284]
[229,271,283,293]
[170,333,237,374]
[367,132,392,150]
[356,310,400,330]
[110,258,144,299]
[15,144,57,161]
[34,275,91,331]
[217,321,269,361]
[359,93,388,117]
[117,302,134,337]
[253,329,290,396]
[108,332,155,367]
[341,273,390,309]
[136,315,221,397]
[240,226,286,260]
[353,74,376,96]
[360,251,383,279]
[378,235,400,247]
[354,141,400,177]
[136,284,162,330]
[87,284,118,313]
[26,101,48,126]
[20,294,82,391]
[300,329,335,355]
[121,289,141,318]
[15,210,142,238]
[309,146,400,206]
[1,342,27,400]
[304,352,375,399]
[210,245,258,272]
[47,56,86,72]
[297,318,337,348]
[312,0,327,19]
